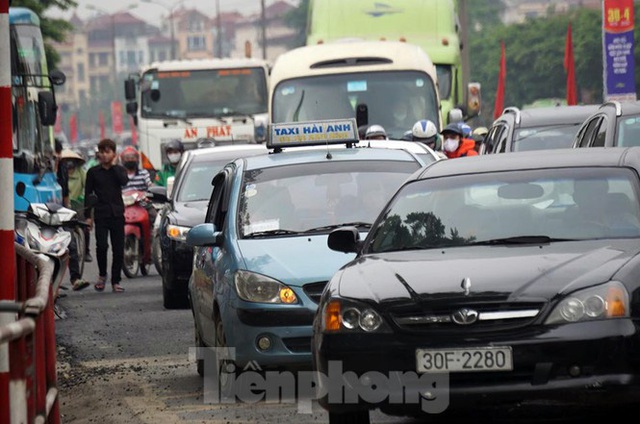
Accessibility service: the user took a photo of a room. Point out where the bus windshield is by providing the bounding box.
[140,68,268,119]
[11,24,47,87]
[272,70,439,140]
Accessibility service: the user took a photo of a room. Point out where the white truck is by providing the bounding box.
[124,58,270,171]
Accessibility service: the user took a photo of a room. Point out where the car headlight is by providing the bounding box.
[166,224,191,242]
[234,270,298,304]
[322,298,390,333]
[545,281,629,324]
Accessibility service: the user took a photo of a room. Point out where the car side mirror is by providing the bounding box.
[327,227,361,254]
[186,223,222,247]
[147,185,168,203]
[126,101,138,115]
[49,69,66,86]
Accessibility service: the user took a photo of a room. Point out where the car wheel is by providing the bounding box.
[195,323,205,377]
[152,232,162,275]
[328,411,370,424]
[162,283,189,309]
[122,234,139,278]
[214,311,236,400]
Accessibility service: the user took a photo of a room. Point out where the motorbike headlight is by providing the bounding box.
[123,194,136,206]
[49,241,66,254]
[166,224,191,242]
[545,281,629,324]
[234,270,298,304]
[322,298,390,333]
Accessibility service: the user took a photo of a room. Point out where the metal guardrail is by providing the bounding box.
[0,243,60,424]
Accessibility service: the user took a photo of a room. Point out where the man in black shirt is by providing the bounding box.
[85,139,129,293]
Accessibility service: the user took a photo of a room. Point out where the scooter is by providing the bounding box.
[122,190,152,278]
[14,182,80,300]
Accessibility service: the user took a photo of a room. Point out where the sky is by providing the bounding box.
[47,0,289,27]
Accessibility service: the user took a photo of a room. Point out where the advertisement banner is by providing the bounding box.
[111,101,124,135]
[603,0,636,101]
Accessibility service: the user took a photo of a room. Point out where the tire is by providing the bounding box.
[122,234,140,278]
[162,284,189,309]
[151,232,162,275]
[140,241,150,276]
[328,411,370,424]
[195,323,205,377]
[213,311,236,400]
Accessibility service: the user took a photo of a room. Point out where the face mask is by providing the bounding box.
[443,138,460,152]
[124,161,138,171]
[167,153,182,164]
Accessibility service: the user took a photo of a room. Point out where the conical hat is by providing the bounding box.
[60,149,85,163]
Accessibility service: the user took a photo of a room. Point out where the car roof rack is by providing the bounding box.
[267,119,359,153]
[600,100,622,117]
[502,107,521,124]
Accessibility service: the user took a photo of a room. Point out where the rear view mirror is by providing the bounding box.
[126,102,138,115]
[148,185,168,203]
[498,183,544,200]
[38,91,57,126]
[166,176,175,199]
[124,78,136,100]
[49,69,66,86]
[327,227,361,253]
[150,88,161,102]
[15,181,26,198]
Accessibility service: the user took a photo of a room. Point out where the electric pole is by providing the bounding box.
[261,0,267,59]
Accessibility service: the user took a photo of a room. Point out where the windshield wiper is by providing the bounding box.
[215,109,254,121]
[244,229,301,238]
[162,111,192,126]
[303,222,372,234]
[467,235,578,246]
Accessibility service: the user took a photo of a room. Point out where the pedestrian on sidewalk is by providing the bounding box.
[84,139,129,293]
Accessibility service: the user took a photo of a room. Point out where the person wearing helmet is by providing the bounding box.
[364,124,388,140]
[411,119,439,149]
[156,139,184,187]
[441,123,478,159]
[121,146,156,234]
[471,126,489,153]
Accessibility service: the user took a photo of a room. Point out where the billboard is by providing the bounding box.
[603,0,636,101]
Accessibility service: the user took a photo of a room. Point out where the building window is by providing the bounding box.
[99,53,109,66]
[188,19,203,32]
[138,50,144,64]
[90,76,98,93]
[187,35,206,51]
[78,90,86,102]
[119,51,127,66]
[127,51,137,67]
[77,63,85,82]
[158,50,167,61]
[150,51,155,62]
[89,53,96,68]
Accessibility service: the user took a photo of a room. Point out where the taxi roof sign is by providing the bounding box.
[268,118,359,150]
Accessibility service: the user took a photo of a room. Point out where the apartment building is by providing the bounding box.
[503,0,601,24]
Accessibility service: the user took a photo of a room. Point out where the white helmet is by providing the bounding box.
[364,124,387,140]
[412,120,438,141]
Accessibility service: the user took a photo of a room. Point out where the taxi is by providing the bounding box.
[186,119,426,377]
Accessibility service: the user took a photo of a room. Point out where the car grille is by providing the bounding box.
[282,337,311,353]
[303,281,328,304]
[390,301,545,333]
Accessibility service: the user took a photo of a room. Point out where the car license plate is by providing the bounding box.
[416,347,513,373]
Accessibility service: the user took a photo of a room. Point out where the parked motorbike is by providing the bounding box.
[122,190,152,278]
[14,182,85,299]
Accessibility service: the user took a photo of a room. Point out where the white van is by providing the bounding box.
[269,40,442,140]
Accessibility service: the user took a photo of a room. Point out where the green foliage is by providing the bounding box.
[468,7,604,121]
[10,0,77,68]
[464,0,506,31]
[284,0,309,49]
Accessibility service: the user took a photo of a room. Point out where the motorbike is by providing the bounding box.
[14,182,85,300]
[122,190,152,278]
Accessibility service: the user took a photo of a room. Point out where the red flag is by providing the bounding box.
[111,101,124,135]
[54,107,62,134]
[564,22,578,105]
[493,41,506,120]
[69,113,78,144]
[129,116,138,146]
[98,110,106,139]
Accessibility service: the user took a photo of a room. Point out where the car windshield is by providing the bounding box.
[367,167,640,253]
[616,114,640,147]
[140,67,268,119]
[177,160,233,202]
[238,160,420,238]
[513,124,581,151]
[271,71,439,140]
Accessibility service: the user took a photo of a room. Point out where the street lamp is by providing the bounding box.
[141,0,177,60]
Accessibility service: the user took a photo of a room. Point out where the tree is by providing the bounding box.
[464,0,506,32]
[10,0,78,68]
[284,0,309,48]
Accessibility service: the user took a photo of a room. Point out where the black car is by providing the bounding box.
[572,100,640,148]
[155,144,266,309]
[483,105,599,154]
[314,147,640,423]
